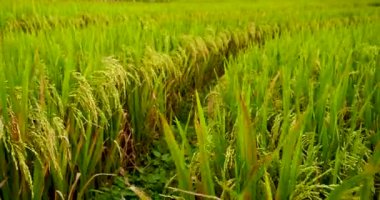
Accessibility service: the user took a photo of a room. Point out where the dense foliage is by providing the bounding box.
[0,0,379,199]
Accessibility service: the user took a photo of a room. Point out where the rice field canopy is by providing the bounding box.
[0,0,379,32]
[0,0,379,199]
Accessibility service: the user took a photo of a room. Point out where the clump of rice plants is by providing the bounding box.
[0,0,379,199]
[159,22,379,199]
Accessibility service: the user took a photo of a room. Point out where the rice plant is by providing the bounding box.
[0,0,379,199]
